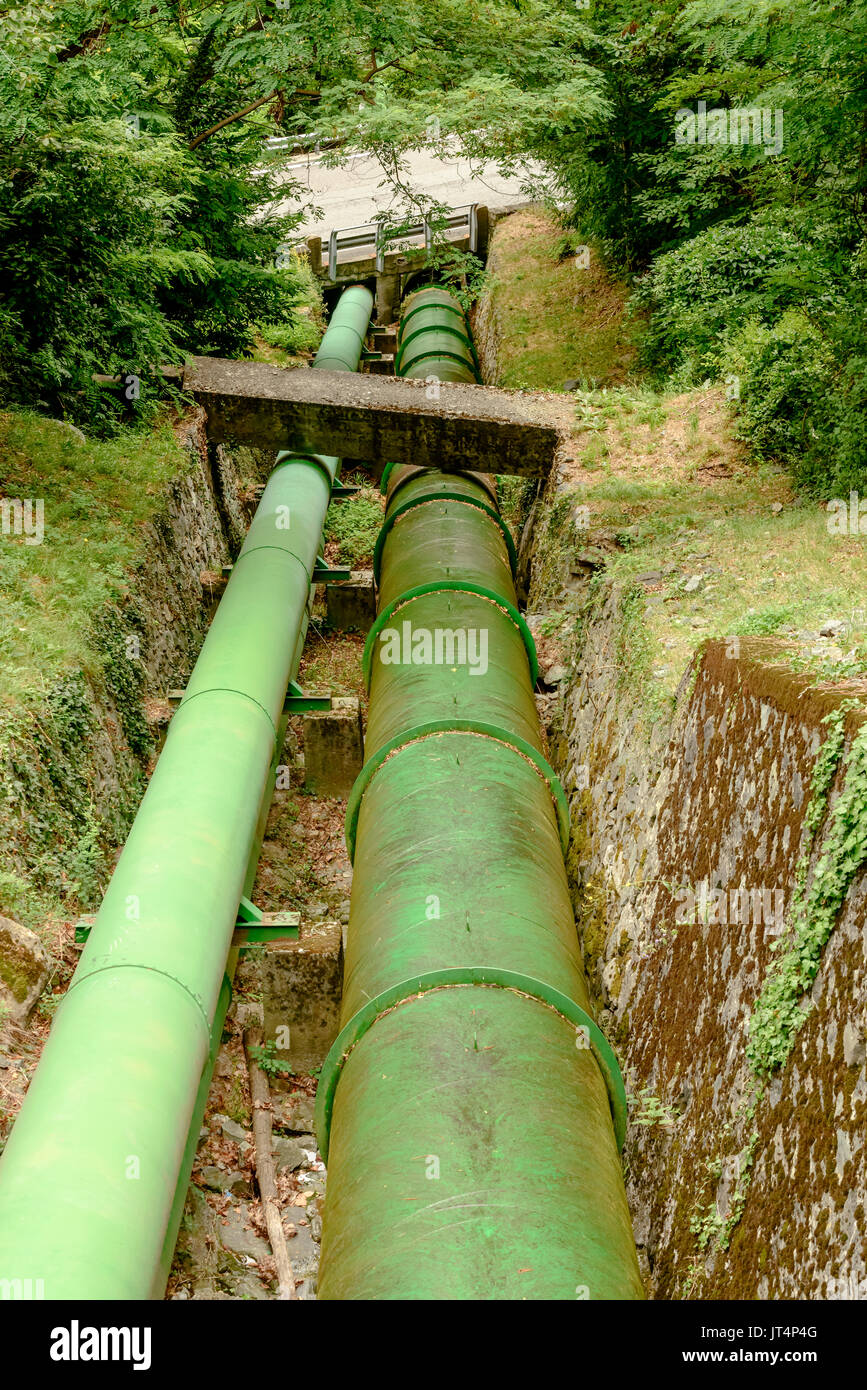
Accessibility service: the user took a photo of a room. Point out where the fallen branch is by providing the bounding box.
[244,1026,296,1300]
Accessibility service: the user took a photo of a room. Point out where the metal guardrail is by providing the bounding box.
[326,204,482,280]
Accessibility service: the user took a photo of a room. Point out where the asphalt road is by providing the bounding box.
[273,145,545,237]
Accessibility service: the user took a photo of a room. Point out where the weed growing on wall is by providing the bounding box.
[683,700,867,1290]
[615,584,671,727]
[747,703,867,1076]
[323,492,383,567]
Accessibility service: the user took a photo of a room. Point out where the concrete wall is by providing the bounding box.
[533,563,867,1299]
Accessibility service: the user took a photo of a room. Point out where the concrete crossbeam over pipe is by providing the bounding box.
[183,356,560,476]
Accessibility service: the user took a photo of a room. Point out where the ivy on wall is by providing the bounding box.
[747,701,867,1077]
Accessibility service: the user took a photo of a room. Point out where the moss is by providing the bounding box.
[90,607,152,760]
[531,488,584,602]
[0,927,41,1002]
[748,704,867,1076]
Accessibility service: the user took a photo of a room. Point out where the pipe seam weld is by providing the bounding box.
[66,961,214,1048]
[272,452,338,488]
[314,968,628,1160]
[362,582,538,689]
[344,719,571,862]
[229,541,314,583]
[373,492,517,582]
[172,685,281,752]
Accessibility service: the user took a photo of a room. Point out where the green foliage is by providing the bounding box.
[0,413,188,708]
[258,318,321,358]
[37,990,62,1021]
[614,583,671,725]
[627,1086,676,1127]
[0,0,615,429]
[90,610,151,759]
[731,606,798,637]
[689,1125,760,1255]
[633,215,811,380]
[0,4,316,426]
[495,476,535,539]
[251,1039,293,1079]
[747,706,867,1076]
[1,0,864,488]
[64,805,107,907]
[0,869,50,929]
[323,492,383,566]
[543,0,867,497]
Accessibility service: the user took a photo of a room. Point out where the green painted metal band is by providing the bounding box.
[67,962,212,1044]
[345,720,570,862]
[372,493,517,584]
[397,293,481,379]
[398,293,465,333]
[395,321,476,375]
[383,464,499,510]
[363,582,538,689]
[274,451,338,489]
[401,358,478,384]
[315,969,627,1160]
[397,344,481,381]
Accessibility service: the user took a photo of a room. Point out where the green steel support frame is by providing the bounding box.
[315,286,644,1300]
[0,285,374,1300]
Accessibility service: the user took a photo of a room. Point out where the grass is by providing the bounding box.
[0,411,192,711]
[486,206,642,390]
[250,253,325,367]
[571,387,867,701]
[322,483,383,566]
[480,213,864,712]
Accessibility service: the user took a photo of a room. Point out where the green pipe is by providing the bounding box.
[363,591,540,758]
[383,464,499,510]
[395,285,482,381]
[315,288,642,1300]
[373,496,517,601]
[0,285,373,1300]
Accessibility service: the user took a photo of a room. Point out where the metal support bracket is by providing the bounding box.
[330,484,360,499]
[312,557,351,582]
[233,897,300,951]
[283,679,332,713]
[74,900,301,949]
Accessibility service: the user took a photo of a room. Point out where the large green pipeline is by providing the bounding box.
[0,284,374,1300]
[316,287,643,1299]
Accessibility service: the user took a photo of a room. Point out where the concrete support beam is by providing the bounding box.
[261,921,343,1077]
[326,571,376,632]
[183,357,558,476]
[303,696,364,799]
[375,272,401,326]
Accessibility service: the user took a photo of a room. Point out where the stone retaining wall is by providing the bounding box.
[540,577,867,1299]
